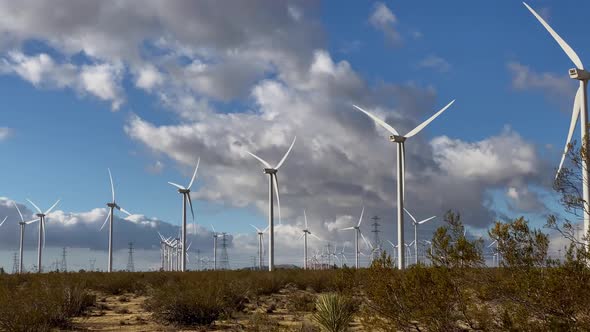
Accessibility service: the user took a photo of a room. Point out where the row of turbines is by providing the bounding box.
[2,3,587,273]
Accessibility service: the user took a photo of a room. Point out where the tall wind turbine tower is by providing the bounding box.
[404,208,435,264]
[251,224,269,270]
[101,169,133,273]
[246,136,296,271]
[14,202,36,274]
[26,199,60,273]
[299,210,321,269]
[167,158,200,272]
[211,225,218,270]
[340,207,370,269]
[354,100,454,269]
[523,3,590,242]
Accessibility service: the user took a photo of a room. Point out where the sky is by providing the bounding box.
[0,0,584,271]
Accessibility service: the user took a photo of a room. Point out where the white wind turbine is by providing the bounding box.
[246,136,296,271]
[404,208,435,264]
[168,158,200,272]
[404,240,415,267]
[250,224,269,270]
[101,169,133,273]
[338,244,349,267]
[523,2,590,241]
[26,198,60,273]
[14,202,38,274]
[211,224,219,271]
[387,240,398,265]
[488,239,499,267]
[299,210,322,270]
[354,100,454,269]
[340,207,371,269]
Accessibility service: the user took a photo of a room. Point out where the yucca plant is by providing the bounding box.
[312,293,355,332]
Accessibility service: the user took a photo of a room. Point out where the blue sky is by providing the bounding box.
[0,1,584,270]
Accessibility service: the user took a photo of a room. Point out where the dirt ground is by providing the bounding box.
[71,286,364,331]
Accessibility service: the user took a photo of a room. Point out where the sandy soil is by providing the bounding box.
[71,286,364,331]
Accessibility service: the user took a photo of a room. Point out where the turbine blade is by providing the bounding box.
[262,225,269,233]
[26,199,42,214]
[488,239,498,247]
[246,151,272,168]
[523,2,584,69]
[360,231,371,249]
[353,105,399,135]
[168,182,185,190]
[310,233,322,241]
[119,207,132,216]
[25,218,39,225]
[108,168,115,202]
[187,193,195,220]
[275,136,297,169]
[557,86,582,179]
[100,209,111,231]
[340,227,355,231]
[304,209,308,229]
[401,143,406,200]
[298,233,305,240]
[250,224,262,233]
[418,216,436,225]
[42,219,46,249]
[210,224,216,233]
[404,100,455,138]
[0,216,7,227]
[403,208,418,225]
[187,157,200,189]
[357,206,365,227]
[387,240,396,248]
[44,199,60,214]
[14,202,24,222]
[273,173,281,225]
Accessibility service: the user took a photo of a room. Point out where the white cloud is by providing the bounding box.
[369,2,401,44]
[508,61,574,103]
[418,55,451,72]
[79,63,124,110]
[135,65,163,91]
[0,127,13,141]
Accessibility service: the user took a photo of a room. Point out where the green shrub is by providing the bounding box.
[312,293,356,332]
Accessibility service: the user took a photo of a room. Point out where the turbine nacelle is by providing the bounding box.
[178,188,190,194]
[36,213,45,218]
[569,68,590,80]
[389,135,406,143]
[263,168,277,174]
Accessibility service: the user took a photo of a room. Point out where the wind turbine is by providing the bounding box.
[403,208,435,264]
[299,210,322,270]
[246,136,296,271]
[250,224,269,270]
[101,169,133,273]
[340,207,370,269]
[523,3,590,242]
[338,244,349,267]
[13,202,38,274]
[26,198,60,273]
[404,241,415,267]
[211,224,219,271]
[488,240,499,267]
[167,158,200,272]
[387,240,399,265]
[354,101,454,269]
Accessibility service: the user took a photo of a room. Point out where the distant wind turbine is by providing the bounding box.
[404,208,435,264]
[14,202,38,274]
[101,169,133,273]
[246,136,296,271]
[340,207,371,268]
[168,158,200,272]
[354,100,454,269]
[211,224,219,271]
[523,2,590,241]
[26,198,60,273]
[250,224,269,270]
[299,210,322,269]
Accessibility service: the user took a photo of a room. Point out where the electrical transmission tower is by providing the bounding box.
[371,216,382,261]
[61,247,67,272]
[89,258,96,271]
[126,242,135,272]
[218,233,230,270]
[11,253,18,274]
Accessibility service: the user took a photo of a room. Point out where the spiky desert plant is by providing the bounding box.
[312,293,355,332]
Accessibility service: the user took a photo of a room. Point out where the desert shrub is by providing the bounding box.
[145,278,247,326]
[288,292,316,312]
[248,312,281,331]
[0,277,95,331]
[312,293,356,332]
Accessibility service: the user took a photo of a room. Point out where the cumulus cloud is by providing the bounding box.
[0,127,13,141]
[508,61,575,104]
[369,2,401,44]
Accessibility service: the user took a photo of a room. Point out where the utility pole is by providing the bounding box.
[371,216,382,261]
[11,253,18,274]
[126,242,135,272]
[61,247,67,272]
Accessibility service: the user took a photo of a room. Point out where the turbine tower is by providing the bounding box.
[26,198,60,273]
[299,210,321,269]
[523,3,590,243]
[251,224,269,270]
[101,169,133,273]
[211,225,219,270]
[354,100,454,269]
[340,207,370,268]
[246,136,296,271]
[404,208,435,264]
[167,158,200,272]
